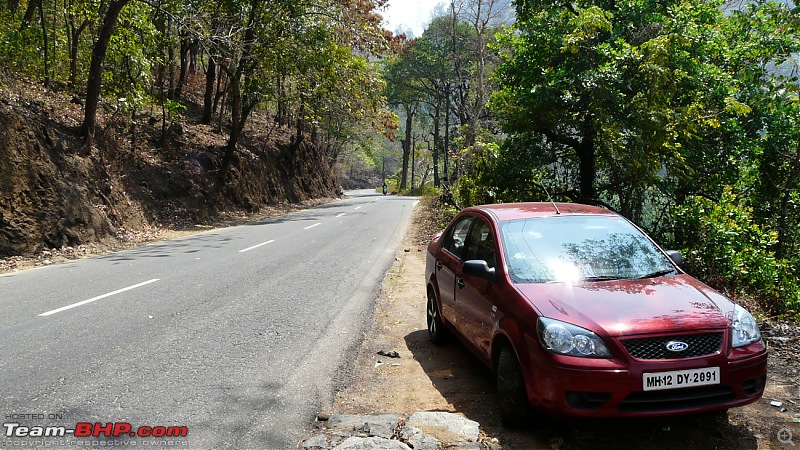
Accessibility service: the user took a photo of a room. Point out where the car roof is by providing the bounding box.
[468,202,615,221]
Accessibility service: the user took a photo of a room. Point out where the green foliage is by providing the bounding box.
[0,15,42,77]
[472,0,800,316]
[455,140,499,206]
[382,3,508,191]
[490,0,766,215]
[431,196,460,229]
[675,188,799,317]
[104,1,156,100]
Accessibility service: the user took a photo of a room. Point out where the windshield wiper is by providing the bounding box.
[581,275,628,282]
[636,269,676,279]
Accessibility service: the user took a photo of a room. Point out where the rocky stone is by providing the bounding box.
[333,436,411,450]
[301,411,485,450]
[326,414,399,439]
[407,411,480,442]
[302,434,329,449]
[399,425,439,450]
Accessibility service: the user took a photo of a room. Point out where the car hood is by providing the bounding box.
[514,274,733,337]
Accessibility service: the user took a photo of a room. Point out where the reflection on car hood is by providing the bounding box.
[515,274,732,337]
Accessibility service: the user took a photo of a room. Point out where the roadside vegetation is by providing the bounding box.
[0,0,397,182]
[381,0,800,319]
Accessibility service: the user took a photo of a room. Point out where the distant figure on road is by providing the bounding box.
[382,182,388,195]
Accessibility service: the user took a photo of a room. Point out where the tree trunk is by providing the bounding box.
[175,35,190,101]
[219,0,258,180]
[201,57,215,124]
[20,0,37,28]
[80,0,130,145]
[400,105,414,190]
[213,70,225,116]
[68,16,88,89]
[220,73,242,175]
[432,106,441,187]
[38,0,50,88]
[444,85,450,184]
[167,17,175,100]
[189,41,197,73]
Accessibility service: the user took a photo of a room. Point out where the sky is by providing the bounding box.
[381,0,444,38]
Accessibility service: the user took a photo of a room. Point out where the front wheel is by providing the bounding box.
[426,289,448,345]
[497,345,530,427]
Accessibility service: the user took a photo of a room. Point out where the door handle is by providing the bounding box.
[457,279,466,289]
[436,260,443,271]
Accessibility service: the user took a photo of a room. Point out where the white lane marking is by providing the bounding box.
[239,240,275,253]
[304,223,321,230]
[336,213,346,218]
[39,279,160,317]
[354,206,362,210]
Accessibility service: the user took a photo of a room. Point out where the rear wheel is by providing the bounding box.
[426,289,448,345]
[497,345,530,427]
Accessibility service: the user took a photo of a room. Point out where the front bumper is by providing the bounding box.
[524,339,768,417]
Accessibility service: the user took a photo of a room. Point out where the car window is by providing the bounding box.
[463,219,496,268]
[443,216,474,260]
[500,215,674,283]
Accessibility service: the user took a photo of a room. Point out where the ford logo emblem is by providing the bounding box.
[665,341,689,352]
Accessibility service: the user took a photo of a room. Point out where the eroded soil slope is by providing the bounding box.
[0,78,338,259]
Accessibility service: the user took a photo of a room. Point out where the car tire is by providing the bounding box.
[497,345,530,427]
[427,289,448,345]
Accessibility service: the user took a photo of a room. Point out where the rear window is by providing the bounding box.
[500,215,674,283]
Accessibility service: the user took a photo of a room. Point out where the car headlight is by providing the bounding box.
[731,305,761,348]
[537,318,612,358]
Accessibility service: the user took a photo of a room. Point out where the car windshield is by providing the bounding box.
[500,215,675,284]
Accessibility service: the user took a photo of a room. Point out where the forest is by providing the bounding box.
[380,0,799,319]
[1,0,798,318]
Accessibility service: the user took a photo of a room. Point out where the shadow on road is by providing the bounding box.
[404,329,758,449]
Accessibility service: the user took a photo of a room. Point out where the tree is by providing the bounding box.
[492,0,759,216]
[80,0,130,147]
[383,44,419,190]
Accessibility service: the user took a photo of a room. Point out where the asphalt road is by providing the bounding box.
[0,189,417,449]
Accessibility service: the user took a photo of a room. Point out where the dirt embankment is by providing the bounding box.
[0,78,338,263]
[332,198,800,450]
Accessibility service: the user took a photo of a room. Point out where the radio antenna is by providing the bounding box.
[539,183,561,215]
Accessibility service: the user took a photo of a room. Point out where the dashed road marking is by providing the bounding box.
[39,279,161,317]
[239,240,275,253]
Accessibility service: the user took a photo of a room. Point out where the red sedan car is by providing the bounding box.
[425,202,767,425]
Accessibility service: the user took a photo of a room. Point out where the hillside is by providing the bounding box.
[0,76,339,260]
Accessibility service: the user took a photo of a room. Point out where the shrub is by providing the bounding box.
[675,186,799,318]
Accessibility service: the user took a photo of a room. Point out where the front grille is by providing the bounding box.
[618,385,735,412]
[622,332,723,360]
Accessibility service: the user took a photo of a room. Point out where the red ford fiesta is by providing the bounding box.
[425,202,767,425]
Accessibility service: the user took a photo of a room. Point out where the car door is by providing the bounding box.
[436,215,474,327]
[456,217,498,359]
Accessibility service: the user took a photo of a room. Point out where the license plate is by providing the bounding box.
[642,367,720,391]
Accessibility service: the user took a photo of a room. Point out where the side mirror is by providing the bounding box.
[666,250,683,266]
[463,260,496,283]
